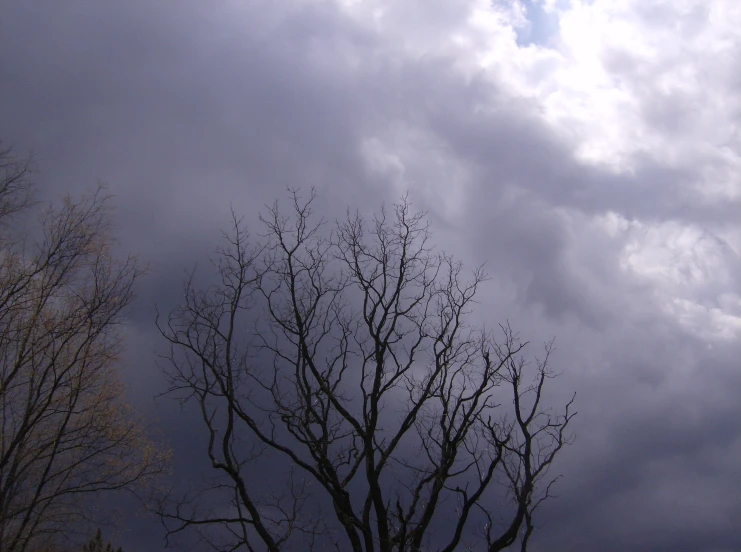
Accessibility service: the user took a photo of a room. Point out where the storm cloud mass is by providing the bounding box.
[1,0,740,550]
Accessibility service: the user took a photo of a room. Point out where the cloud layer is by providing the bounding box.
[1,0,739,550]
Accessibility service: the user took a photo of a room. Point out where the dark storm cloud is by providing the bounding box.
[1,0,740,551]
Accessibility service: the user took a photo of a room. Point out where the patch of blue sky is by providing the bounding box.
[510,0,563,47]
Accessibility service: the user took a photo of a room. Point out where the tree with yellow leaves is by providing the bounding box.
[0,145,167,552]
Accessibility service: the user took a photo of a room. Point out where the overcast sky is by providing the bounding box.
[1,1,740,551]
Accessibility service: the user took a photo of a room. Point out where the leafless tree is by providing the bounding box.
[0,147,169,552]
[158,190,575,551]
[0,143,34,224]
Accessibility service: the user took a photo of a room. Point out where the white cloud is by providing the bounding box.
[336,0,741,342]
[614,218,741,339]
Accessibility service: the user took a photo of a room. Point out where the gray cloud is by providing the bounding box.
[1,0,740,550]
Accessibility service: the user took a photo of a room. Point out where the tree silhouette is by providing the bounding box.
[82,529,123,552]
[0,145,168,552]
[158,190,575,551]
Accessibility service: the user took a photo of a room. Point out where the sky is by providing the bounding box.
[1,0,740,550]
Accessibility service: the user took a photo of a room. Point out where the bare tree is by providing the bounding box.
[0,147,169,552]
[158,190,575,551]
[0,143,34,225]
